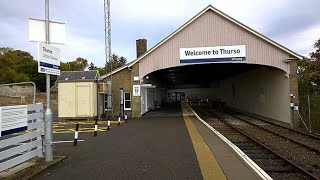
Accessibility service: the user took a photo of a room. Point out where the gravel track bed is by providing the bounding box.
[267,172,310,180]
[216,112,320,178]
[193,107,320,180]
[235,114,320,150]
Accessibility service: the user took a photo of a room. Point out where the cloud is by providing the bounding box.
[274,24,320,57]
[0,0,319,69]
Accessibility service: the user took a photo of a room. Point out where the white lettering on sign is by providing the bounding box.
[0,105,28,137]
[180,45,246,63]
[38,42,61,76]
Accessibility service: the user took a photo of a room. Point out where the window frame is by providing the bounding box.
[124,92,132,111]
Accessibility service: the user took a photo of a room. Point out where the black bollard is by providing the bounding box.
[107,116,111,130]
[118,113,121,126]
[94,118,98,136]
[74,123,79,146]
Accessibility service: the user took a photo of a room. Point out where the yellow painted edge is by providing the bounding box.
[182,105,226,180]
[53,121,124,125]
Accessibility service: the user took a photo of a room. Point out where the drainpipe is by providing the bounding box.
[128,67,133,83]
[96,77,100,120]
[128,67,133,117]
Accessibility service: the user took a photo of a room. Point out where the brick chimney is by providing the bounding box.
[136,39,147,58]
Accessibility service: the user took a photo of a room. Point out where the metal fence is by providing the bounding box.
[0,103,44,172]
[299,95,320,134]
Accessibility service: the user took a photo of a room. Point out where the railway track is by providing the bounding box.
[192,107,319,180]
[226,109,320,152]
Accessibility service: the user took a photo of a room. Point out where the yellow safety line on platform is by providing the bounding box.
[182,105,226,180]
[53,121,124,125]
[53,127,108,134]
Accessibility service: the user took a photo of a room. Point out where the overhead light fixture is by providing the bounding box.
[284,58,295,63]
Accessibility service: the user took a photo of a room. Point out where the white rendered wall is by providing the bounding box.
[216,67,290,123]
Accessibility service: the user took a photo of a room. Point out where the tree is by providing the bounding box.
[118,56,127,66]
[60,57,89,71]
[310,38,320,60]
[88,62,96,70]
[59,54,127,76]
[75,57,88,71]
[298,38,320,95]
[105,53,127,73]
[0,47,55,92]
[95,67,106,76]
[0,48,33,84]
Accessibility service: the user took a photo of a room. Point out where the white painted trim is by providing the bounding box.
[0,148,42,172]
[53,140,85,144]
[185,103,273,180]
[124,92,132,111]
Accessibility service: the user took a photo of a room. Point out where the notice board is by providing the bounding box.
[0,105,28,137]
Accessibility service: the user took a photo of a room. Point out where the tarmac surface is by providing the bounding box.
[32,103,262,180]
[32,103,203,180]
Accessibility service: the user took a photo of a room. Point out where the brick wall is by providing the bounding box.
[136,39,147,58]
[289,58,299,126]
[105,39,147,118]
[131,63,141,117]
[106,68,132,117]
[106,62,141,118]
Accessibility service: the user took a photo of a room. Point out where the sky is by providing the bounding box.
[0,0,319,67]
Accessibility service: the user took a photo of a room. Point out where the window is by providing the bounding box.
[124,92,131,110]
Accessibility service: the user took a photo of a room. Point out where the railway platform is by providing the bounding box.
[32,103,266,180]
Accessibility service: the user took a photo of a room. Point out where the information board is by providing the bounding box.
[0,105,28,137]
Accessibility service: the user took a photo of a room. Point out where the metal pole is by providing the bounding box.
[104,0,112,118]
[308,95,312,132]
[44,0,53,162]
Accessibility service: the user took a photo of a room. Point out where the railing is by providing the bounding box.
[0,103,43,172]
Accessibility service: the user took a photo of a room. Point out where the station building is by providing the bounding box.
[100,5,302,125]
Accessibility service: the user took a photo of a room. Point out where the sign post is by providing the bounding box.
[44,0,53,162]
[29,0,64,162]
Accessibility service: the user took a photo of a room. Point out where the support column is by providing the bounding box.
[289,58,299,127]
[131,63,141,118]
